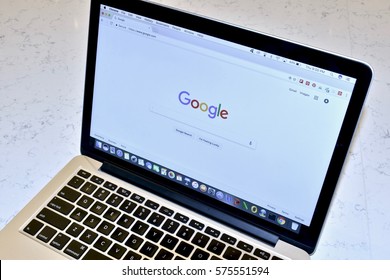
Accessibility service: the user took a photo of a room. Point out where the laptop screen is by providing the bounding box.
[90,4,355,230]
[82,1,371,252]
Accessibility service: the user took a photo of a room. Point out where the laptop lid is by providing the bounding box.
[80,0,372,254]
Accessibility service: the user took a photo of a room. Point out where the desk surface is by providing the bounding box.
[1,0,389,259]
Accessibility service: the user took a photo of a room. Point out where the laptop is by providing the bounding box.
[0,0,372,260]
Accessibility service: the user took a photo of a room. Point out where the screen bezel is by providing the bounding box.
[81,0,372,254]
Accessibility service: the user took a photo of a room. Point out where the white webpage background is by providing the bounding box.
[91,21,349,226]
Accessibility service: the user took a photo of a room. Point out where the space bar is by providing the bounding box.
[82,249,112,260]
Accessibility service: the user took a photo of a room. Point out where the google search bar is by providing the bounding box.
[149,104,257,150]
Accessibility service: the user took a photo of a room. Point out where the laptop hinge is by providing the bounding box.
[101,161,279,247]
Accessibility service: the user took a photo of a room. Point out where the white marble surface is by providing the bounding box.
[1,0,389,259]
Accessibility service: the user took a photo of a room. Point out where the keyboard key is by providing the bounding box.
[117,187,131,197]
[133,206,151,220]
[66,222,85,237]
[117,213,135,229]
[37,208,71,230]
[155,249,174,260]
[159,206,174,217]
[103,208,121,222]
[106,194,124,207]
[64,240,88,259]
[174,213,189,223]
[221,233,237,245]
[94,236,112,252]
[103,181,118,191]
[223,246,242,260]
[145,199,159,210]
[124,250,142,260]
[83,248,112,260]
[58,186,81,202]
[83,214,101,229]
[90,201,107,215]
[76,195,95,209]
[130,193,145,203]
[67,176,85,189]
[175,241,194,258]
[191,232,210,248]
[119,200,137,214]
[50,233,70,250]
[237,241,253,253]
[125,234,144,250]
[108,243,127,259]
[140,241,158,258]
[90,175,104,185]
[189,219,204,230]
[37,226,57,243]
[111,227,129,243]
[80,229,98,245]
[23,219,44,236]
[97,221,115,235]
[131,221,149,235]
[160,234,179,250]
[47,196,74,215]
[176,225,194,241]
[93,188,110,201]
[70,207,88,222]
[162,219,179,234]
[191,248,210,260]
[147,212,165,227]
[205,226,220,238]
[80,182,97,195]
[77,170,91,179]
[253,248,271,260]
[206,240,226,255]
[145,227,164,243]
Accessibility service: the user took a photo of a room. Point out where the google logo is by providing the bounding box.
[178,91,229,119]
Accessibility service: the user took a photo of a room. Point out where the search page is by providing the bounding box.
[91,11,350,226]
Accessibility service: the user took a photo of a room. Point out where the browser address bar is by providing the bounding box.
[113,15,154,35]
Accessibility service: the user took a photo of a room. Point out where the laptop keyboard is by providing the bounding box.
[21,169,282,260]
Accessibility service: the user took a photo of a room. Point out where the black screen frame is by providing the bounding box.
[81,0,372,254]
